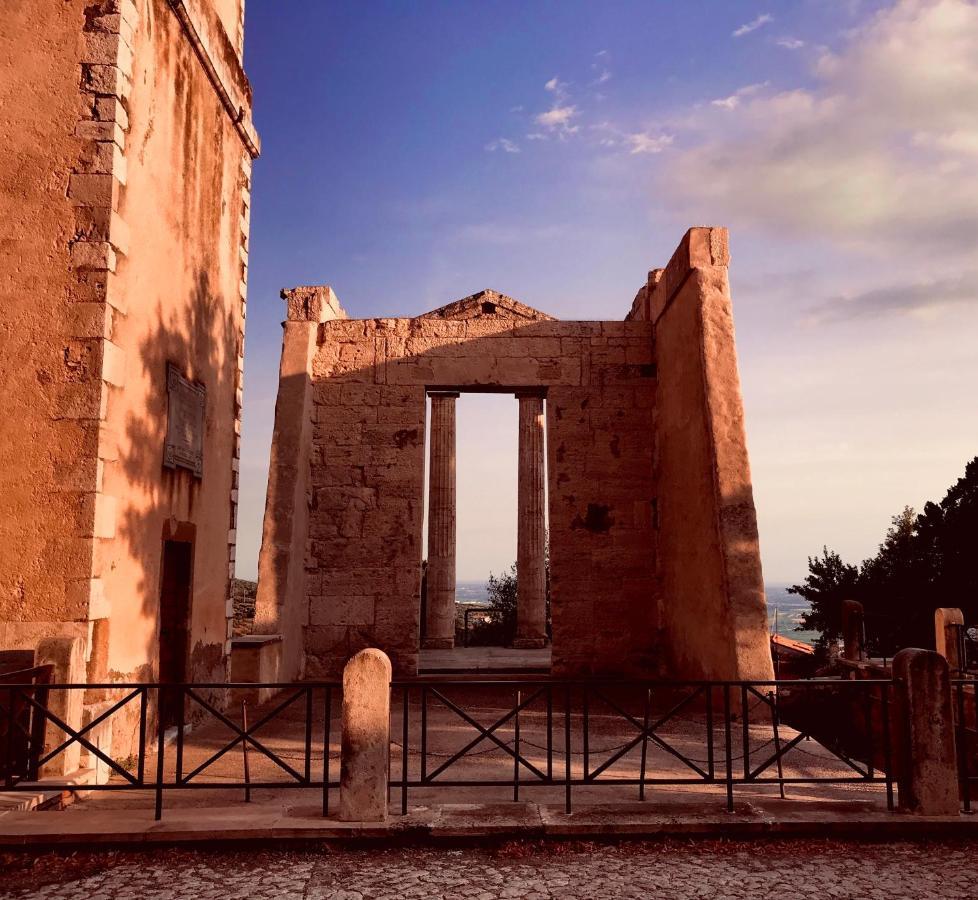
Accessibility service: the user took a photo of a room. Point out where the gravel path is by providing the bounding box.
[2,839,975,899]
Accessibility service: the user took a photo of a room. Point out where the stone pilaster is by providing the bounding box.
[515,393,548,649]
[423,392,458,649]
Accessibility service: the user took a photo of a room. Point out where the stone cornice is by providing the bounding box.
[167,0,260,158]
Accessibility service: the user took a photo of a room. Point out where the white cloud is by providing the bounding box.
[591,121,673,155]
[664,0,978,254]
[733,13,773,38]
[594,69,612,85]
[626,132,674,154]
[536,105,578,131]
[485,138,520,154]
[710,82,768,110]
[535,77,579,137]
[544,76,569,99]
[777,37,805,49]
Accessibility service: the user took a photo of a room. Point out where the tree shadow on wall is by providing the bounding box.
[112,269,240,684]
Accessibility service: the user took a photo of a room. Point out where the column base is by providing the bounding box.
[422,638,455,650]
[512,637,547,650]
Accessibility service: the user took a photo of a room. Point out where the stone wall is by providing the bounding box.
[258,294,662,678]
[256,246,770,680]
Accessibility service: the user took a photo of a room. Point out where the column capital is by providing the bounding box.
[514,389,545,400]
[428,391,460,400]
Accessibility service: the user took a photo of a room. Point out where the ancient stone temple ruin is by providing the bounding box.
[255,227,774,682]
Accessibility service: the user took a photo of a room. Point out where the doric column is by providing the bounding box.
[423,392,458,649]
[514,392,548,649]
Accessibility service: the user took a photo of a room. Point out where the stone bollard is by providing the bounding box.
[35,636,86,777]
[842,600,865,662]
[892,648,959,815]
[339,648,392,821]
[934,608,964,675]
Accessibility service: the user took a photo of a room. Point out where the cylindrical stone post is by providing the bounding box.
[892,648,959,816]
[339,648,391,821]
[842,599,865,662]
[514,393,548,649]
[423,392,458,649]
[934,607,964,675]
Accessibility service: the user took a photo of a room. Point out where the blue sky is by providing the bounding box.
[237,0,978,584]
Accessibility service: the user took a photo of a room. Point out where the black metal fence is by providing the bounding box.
[0,682,340,820]
[388,677,895,815]
[1,676,900,819]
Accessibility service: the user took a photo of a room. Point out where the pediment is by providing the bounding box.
[418,290,554,322]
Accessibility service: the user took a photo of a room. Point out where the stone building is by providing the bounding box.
[0,0,257,754]
[255,227,774,682]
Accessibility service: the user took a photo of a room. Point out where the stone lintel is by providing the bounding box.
[649,226,730,324]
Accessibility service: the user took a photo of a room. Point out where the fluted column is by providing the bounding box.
[423,392,458,649]
[514,393,548,649]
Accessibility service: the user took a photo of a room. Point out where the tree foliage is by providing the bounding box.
[790,457,978,656]
[467,548,552,647]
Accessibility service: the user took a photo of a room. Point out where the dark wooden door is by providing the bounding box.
[159,540,193,728]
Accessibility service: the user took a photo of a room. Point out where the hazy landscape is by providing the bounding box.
[457,581,818,645]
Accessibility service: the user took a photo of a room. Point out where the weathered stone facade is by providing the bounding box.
[0,0,257,751]
[257,228,774,681]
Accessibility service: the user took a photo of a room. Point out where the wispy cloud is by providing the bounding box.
[626,132,674,154]
[777,36,805,49]
[809,273,978,323]
[485,138,520,154]
[710,82,768,110]
[544,76,569,100]
[536,76,580,137]
[592,121,674,154]
[733,13,773,38]
[589,50,612,87]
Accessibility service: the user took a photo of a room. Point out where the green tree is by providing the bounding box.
[469,549,552,647]
[485,563,518,643]
[789,547,860,654]
[792,457,978,658]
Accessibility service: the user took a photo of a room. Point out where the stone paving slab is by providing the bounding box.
[1,801,977,848]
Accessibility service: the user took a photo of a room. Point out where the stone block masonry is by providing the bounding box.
[0,0,259,761]
[257,254,773,681]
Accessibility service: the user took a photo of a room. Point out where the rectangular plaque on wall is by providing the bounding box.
[164,363,206,477]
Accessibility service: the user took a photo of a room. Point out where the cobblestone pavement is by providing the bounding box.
[2,839,976,899]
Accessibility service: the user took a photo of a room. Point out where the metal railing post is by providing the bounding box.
[322,685,332,817]
[639,687,650,801]
[881,682,894,811]
[401,685,409,815]
[241,698,251,803]
[513,688,521,802]
[723,684,734,812]
[564,683,572,814]
[154,686,166,821]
